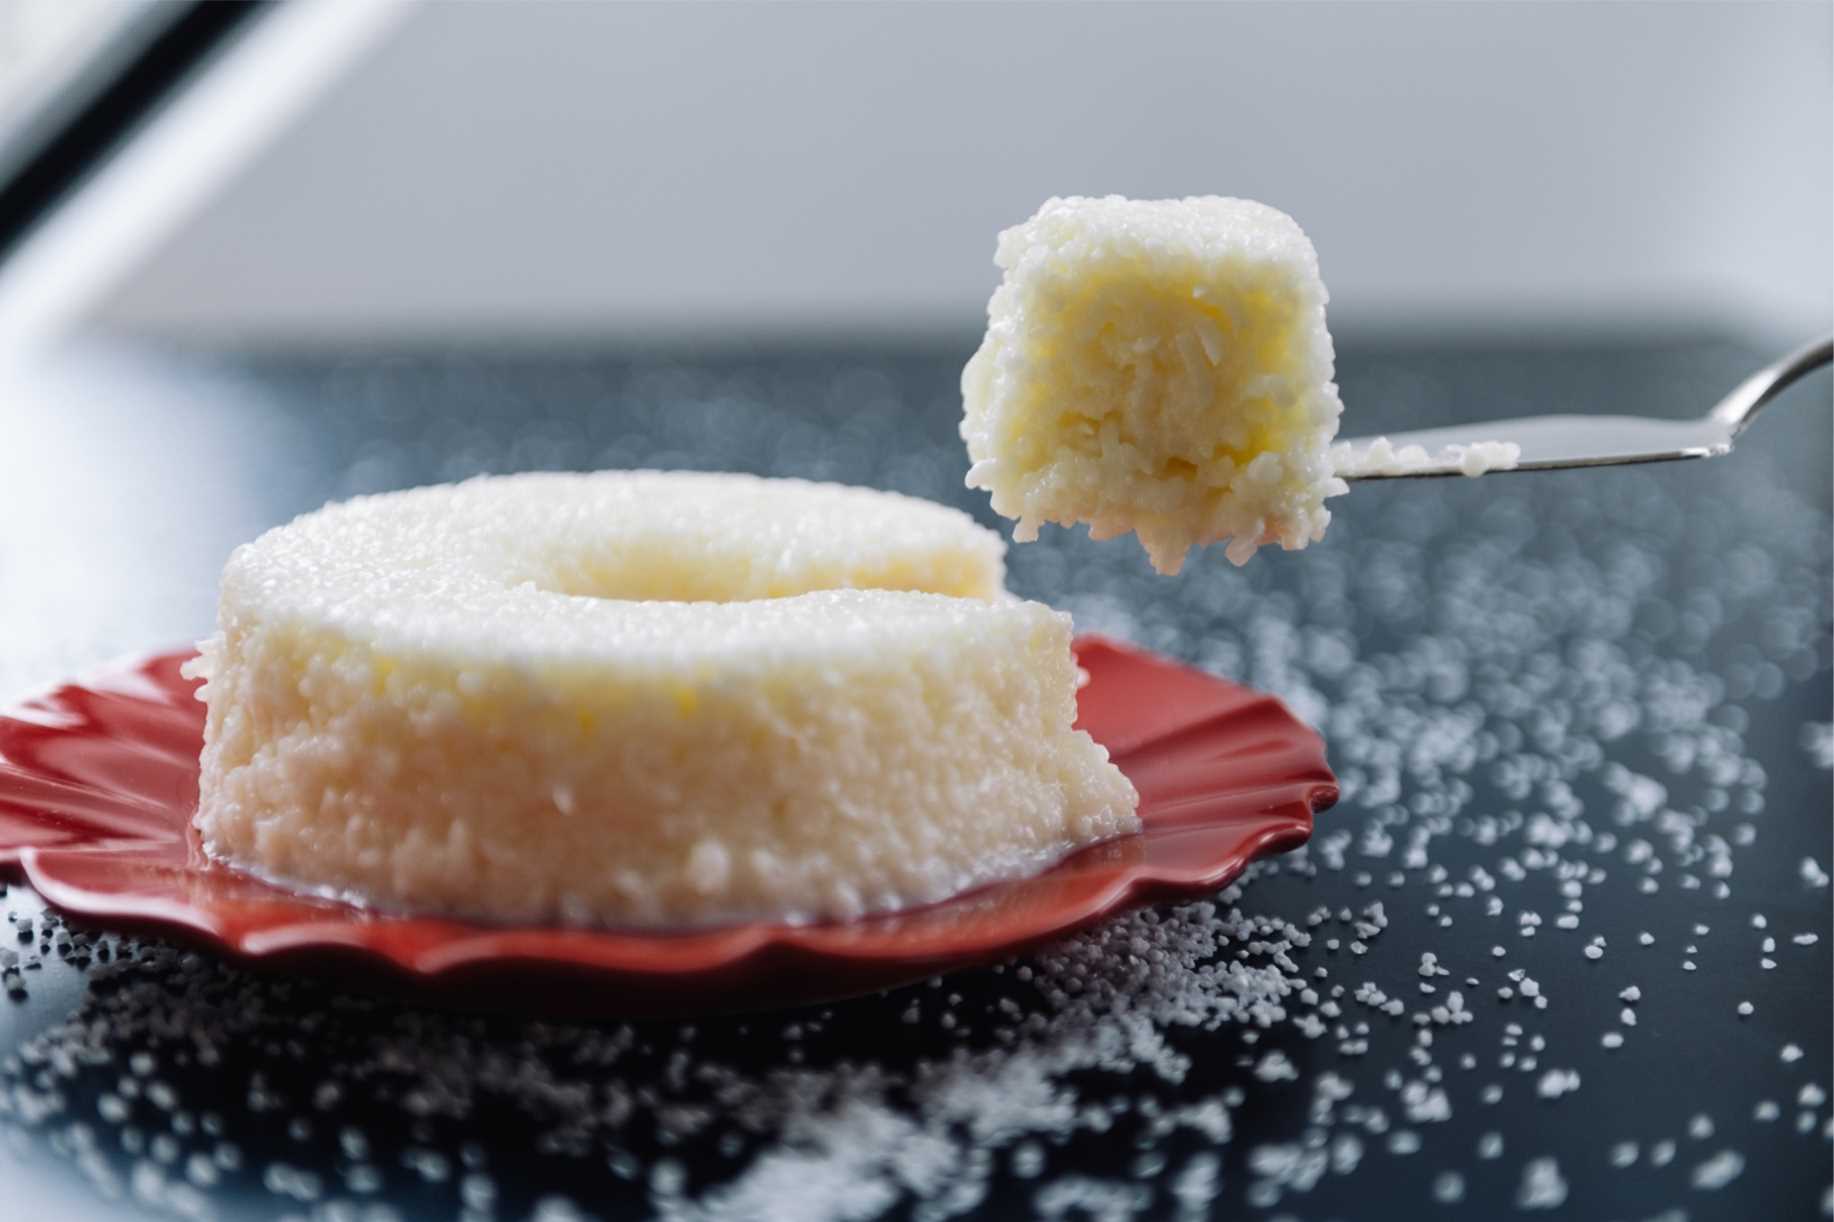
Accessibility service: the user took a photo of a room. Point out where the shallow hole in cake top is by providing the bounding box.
[464,471,1009,605]
[233,471,1012,616]
[529,535,1002,605]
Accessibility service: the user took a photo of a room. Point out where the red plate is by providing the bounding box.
[0,638,1335,1015]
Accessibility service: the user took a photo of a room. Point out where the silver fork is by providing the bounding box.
[1337,336,1832,481]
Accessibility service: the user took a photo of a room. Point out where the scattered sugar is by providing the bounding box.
[1516,1157,1568,1210]
[1170,1153,1220,1212]
[1691,1149,1746,1190]
[1537,1070,1582,1100]
[1253,1052,1299,1083]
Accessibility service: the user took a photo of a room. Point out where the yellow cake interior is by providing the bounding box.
[962,195,1347,573]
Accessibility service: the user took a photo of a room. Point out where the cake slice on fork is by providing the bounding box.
[961,195,1347,574]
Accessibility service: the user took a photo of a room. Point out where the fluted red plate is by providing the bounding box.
[0,637,1335,1015]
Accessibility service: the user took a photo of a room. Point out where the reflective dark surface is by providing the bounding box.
[0,333,1828,1220]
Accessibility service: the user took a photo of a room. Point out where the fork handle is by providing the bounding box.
[1709,336,1833,433]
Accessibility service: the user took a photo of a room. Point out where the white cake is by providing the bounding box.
[185,471,1138,927]
[961,195,1347,574]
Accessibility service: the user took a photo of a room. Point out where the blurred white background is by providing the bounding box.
[45,1,1834,346]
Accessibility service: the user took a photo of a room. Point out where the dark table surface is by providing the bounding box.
[0,332,1828,1221]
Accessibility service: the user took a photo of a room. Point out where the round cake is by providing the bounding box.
[185,471,1139,926]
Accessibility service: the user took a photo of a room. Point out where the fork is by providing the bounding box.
[1336,336,1832,481]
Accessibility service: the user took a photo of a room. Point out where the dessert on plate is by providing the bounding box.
[184,471,1139,927]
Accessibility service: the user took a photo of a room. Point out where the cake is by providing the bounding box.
[185,471,1139,927]
[961,195,1347,574]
